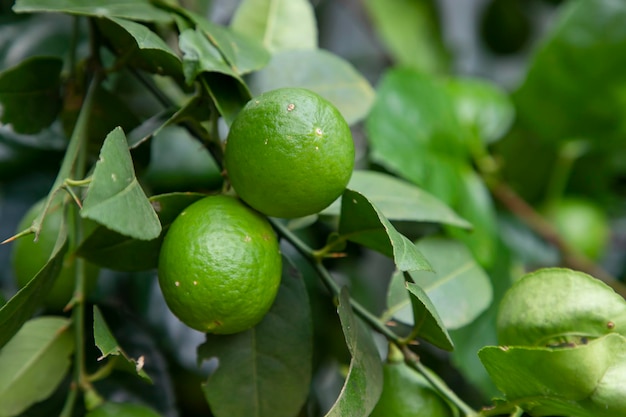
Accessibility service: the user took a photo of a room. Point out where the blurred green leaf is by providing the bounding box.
[339,189,432,272]
[78,192,205,271]
[199,258,312,417]
[231,0,317,54]
[13,0,172,23]
[322,170,471,229]
[325,288,383,417]
[383,236,492,330]
[81,127,161,240]
[0,317,74,417]
[363,0,448,74]
[97,17,182,77]
[479,333,626,417]
[366,68,468,204]
[0,56,62,134]
[0,237,68,349]
[406,282,454,351]
[445,77,514,144]
[248,49,374,125]
[514,0,626,146]
[93,306,152,382]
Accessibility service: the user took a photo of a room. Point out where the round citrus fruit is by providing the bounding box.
[86,402,161,417]
[371,360,453,417]
[225,87,355,218]
[158,195,282,334]
[543,197,609,260]
[11,197,99,311]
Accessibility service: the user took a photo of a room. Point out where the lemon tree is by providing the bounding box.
[158,195,282,334]
[3,1,626,417]
[225,87,354,218]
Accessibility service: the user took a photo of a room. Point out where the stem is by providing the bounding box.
[402,346,478,416]
[544,140,588,206]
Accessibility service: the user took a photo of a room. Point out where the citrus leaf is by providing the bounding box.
[199,257,312,417]
[445,77,514,144]
[325,288,383,417]
[93,306,151,382]
[0,317,74,417]
[97,17,182,77]
[0,236,68,349]
[365,67,468,204]
[231,0,317,53]
[479,333,626,417]
[13,0,172,23]
[0,56,62,134]
[339,189,431,272]
[322,170,471,228]
[405,282,454,351]
[363,0,448,74]
[77,192,205,271]
[81,127,161,241]
[248,49,374,125]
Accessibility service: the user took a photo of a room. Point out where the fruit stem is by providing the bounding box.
[402,346,479,416]
[269,218,403,344]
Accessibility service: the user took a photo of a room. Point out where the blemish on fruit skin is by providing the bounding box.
[608,321,616,329]
[315,127,323,136]
[193,280,198,286]
[244,235,252,242]
[352,199,358,204]
[175,281,180,287]
[264,138,269,145]
[111,173,117,182]
[287,103,295,111]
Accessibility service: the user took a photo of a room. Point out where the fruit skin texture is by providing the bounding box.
[543,198,609,260]
[370,361,453,417]
[11,198,98,311]
[225,87,355,218]
[158,195,282,334]
[497,268,626,347]
[86,402,161,417]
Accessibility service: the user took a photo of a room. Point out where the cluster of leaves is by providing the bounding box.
[1,0,626,416]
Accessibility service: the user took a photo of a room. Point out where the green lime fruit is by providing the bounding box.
[497,268,626,347]
[543,197,609,260]
[11,197,99,311]
[370,360,454,417]
[225,87,355,218]
[86,402,161,417]
[158,195,282,334]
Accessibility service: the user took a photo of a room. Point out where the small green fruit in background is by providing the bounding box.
[86,402,161,417]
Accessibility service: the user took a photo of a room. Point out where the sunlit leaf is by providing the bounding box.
[231,0,317,53]
[325,288,383,416]
[339,189,431,272]
[0,57,62,134]
[0,317,74,417]
[248,49,374,125]
[199,258,312,417]
[406,282,454,351]
[81,127,161,240]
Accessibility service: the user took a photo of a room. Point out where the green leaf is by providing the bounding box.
[248,49,375,125]
[365,68,469,204]
[93,306,151,382]
[77,192,205,271]
[479,333,626,417]
[513,0,626,145]
[0,317,74,417]
[0,237,68,349]
[97,17,182,77]
[0,56,62,134]
[445,77,514,144]
[231,0,317,53]
[321,170,471,228]
[81,127,161,241]
[199,257,312,417]
[363,0,448,74]
[406,282,454,351]
[13,0,173,23]
[339,189,431,272]
[383,236,492,330]
[325,288,383,416]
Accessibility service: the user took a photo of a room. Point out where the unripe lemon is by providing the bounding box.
[225,88,355,218]
[11,197,98,311]
[157,195,282,334]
